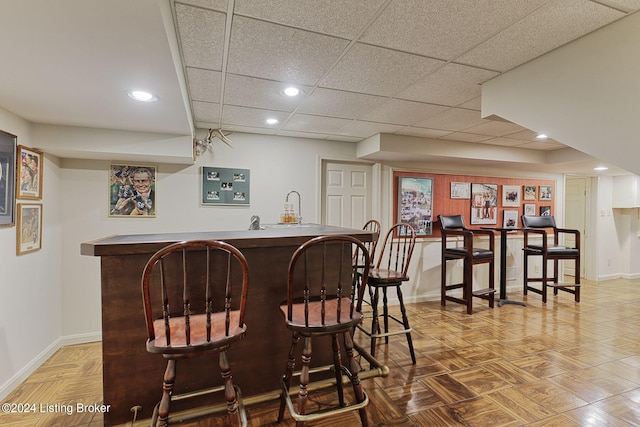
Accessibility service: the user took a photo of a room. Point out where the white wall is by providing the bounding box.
[0,109,63,398]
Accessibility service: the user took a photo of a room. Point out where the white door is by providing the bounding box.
[565,177,587,278]
[322,161,373,228]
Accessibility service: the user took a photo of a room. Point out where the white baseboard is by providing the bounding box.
[0,332,101,400]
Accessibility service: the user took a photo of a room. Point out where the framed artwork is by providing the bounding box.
[109,164,157,217]
[16,145,43,200]
[540,206,551,216]
[398,176,433,235]
[470,183,498,225]
[502,185,521,207]
[503,210,519,229]
[524,203,536,216]
[201,167,250,206]
[16,203,42,255]
[450,182,470,199]
[539,185,553,201]
[523,185,536,200]
[0,130,16,227]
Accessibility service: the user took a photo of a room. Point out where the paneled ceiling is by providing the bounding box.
[0,0,639,173]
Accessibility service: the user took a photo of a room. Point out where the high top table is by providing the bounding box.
[81,224,377,426]
[481,227,526,307]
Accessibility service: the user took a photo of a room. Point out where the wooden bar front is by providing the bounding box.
[81,225,374,426]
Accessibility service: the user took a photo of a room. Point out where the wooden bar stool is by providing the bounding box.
[141,240,249,427]
[278,235,371,426]
[359,223,417,365]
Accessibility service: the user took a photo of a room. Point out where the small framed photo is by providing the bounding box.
[503,210,519,229]
[502,185,520,207]
[109,164,157,217]
[540,206,551,216]
[539,185,552,201]
[17,145,43,200]
[450,182,470,199]
[524,203,536,216]
[523,185,536,200]
[16,203,42,255]
[0,130,17,227]
[470,183,498,225]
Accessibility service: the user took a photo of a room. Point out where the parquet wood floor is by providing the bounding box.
[2,277,640,426]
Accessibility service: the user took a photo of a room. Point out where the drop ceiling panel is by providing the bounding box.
[396,127,453,138]
[397,63,499,106]
[320,43,445,97]
[223,74,308,112]
[234,0,387,39]
[175,4,227,70]
[457,0,625,71]
[192,101,220,123]
[297,88,387,119]
[360,99,449,126]
[226,16,349,85]
[413,108,487,131]
[176,0,229,12]
[221,105,290,128]
[464,120,529,136]
[359,0,549,59]
[441,132,493,143]
[335,120,405,139]
[186,68,221,102]
[283,114,354,134]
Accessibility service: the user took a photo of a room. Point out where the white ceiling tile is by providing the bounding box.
[397,63,498,106]
[192,101,220,122]
[516,140,567,150]
[186,68,221,102]
[504,129,540,141]
[297,88,387,119]
[476,136,527,147]
[464,120,529,136]
[458,96,482,110]
[335,120,404,138]
[457,0,624,72]
[176,0,228,12]
[276,130,330,140]
[224,74,308,112]
[359,0,549,59]
[396,127,452,138]
[413,108,487,131]
[603,0,640,10]
[227,16,349,85]
[320,43,445,97]
[221,105,291,128]
[219,124,278,136]
[175,4,227,70]
[234,0,387,39]
[360,99,449,126]
[283,114,353,134]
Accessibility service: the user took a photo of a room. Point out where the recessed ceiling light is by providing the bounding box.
[127,90,158,102]
[593,166,609,171]
[282,87,301,97]
[536,133,548,140]
[266,118,279,125]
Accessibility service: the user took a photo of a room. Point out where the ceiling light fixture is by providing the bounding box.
[283,87,300,97]
[127,90,158,102]
[266,118,279,125]
[593,166,609,171]
[535,133,548,140]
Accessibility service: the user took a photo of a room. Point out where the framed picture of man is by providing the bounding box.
[16,203,42,255]
[16,145,43,200]
[0,130,17,227]
[108,164,157,217]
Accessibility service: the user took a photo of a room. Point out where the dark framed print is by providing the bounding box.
[16,203,42,255]
[201,167,250,206]
[0,130,16,226]
[540,206,551,216]
[470,183,498,225]
[398,176,433,235]
[16,145,43,200]
[109,164,157,217]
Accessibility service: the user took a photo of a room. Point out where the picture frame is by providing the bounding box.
[109,164,157,217]
[450,182,470,199]
[503,209,519,229]
[201,167,250,206]
[524,203,536,216]
[398,176,433,235]
[0,130,16,227]
[523,185,536,200]
[470,183,498,225]
[539,185,553,201]
[16,203,42,255]
[16,145,43,200]
[540,206,551,216]
[502,185,521,207]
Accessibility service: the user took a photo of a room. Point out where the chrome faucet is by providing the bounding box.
[286,190,302,224]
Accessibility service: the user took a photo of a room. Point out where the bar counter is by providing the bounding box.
[81,224,375,426]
